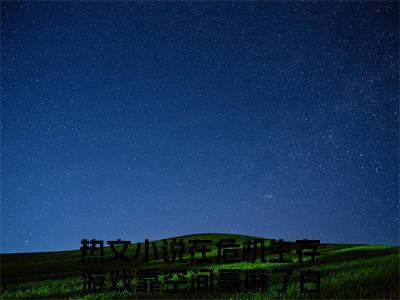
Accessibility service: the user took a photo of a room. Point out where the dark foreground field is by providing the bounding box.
[1,233,399,299]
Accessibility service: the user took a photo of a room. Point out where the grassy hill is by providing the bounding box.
[1,233,399,299]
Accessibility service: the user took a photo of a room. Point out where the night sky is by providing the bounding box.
[1,2,399,253]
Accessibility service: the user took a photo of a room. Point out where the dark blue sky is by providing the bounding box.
[1,2,399,253]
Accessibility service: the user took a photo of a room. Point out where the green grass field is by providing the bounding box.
[1,233,399,299]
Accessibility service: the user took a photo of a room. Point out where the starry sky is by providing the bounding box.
[1,2,399,253]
